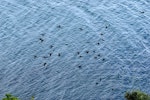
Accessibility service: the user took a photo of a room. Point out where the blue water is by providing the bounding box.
[0,0,150,100]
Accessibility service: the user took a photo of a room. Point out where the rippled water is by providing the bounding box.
[0,0,150,100]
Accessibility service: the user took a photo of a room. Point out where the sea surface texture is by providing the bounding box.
[0,0,150,100]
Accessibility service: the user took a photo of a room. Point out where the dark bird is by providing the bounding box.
[39,38,44,42]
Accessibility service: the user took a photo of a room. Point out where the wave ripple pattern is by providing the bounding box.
[0,0,150,100]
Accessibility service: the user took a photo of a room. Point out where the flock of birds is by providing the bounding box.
[32,24,108,85]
